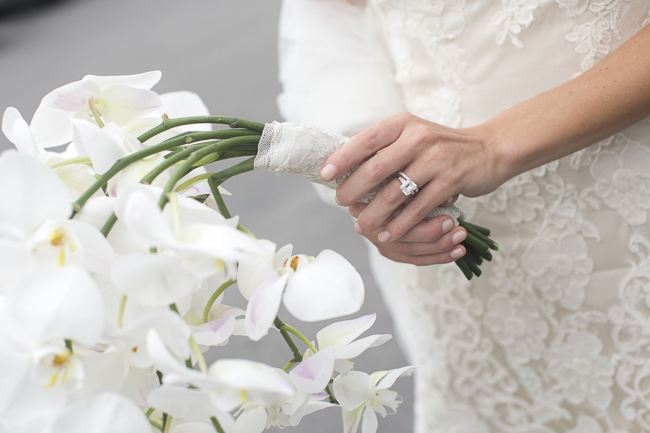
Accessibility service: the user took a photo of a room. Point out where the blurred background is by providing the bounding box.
[0,0,413,431]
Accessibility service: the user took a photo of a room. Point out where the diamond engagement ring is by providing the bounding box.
[398,171,419,196]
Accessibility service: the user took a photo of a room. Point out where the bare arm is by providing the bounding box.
[320,25,650,263]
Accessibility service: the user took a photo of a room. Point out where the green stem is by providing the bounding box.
[280,323,318,354]
[100,213,118,238]
[325,383,339,404]
[157,138,259,210]
[458,219,498,251]
[189,336,207,373]
[118,294,127,327]
[162,414,172,433]
[283,360,297,372]
[454,257,473,280]
[210,417,226,433]
[274,317,303,362]
[145,408,155,418]
[207,157,256,219]
[237,224,257,239]
[175,172,212,193]
[72,130,257,217]
[65,339,73,352]
[149,420,163,432]
[203,279,236,323]
[463,232,489,253]
[48,156,91,169]
[137,116,265,144]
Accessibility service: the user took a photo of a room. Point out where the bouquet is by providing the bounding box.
[0,71,416,433]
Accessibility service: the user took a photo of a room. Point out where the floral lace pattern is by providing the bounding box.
[372,1,650,432]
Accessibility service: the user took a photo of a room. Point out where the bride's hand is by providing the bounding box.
[320,112,504,243]
[349,201,468,265]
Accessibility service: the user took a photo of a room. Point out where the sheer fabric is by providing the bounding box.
[278,1,650,432]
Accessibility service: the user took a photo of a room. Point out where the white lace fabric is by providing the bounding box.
[278,0,650,432]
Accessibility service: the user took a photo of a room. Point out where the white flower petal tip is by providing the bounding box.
[283,250,364,322]
[2,107,40,156]
[289,347,334,393]
[209,359,295,397]
[373,366,417,390]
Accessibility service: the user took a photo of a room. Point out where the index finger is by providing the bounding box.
[320,112,412,182]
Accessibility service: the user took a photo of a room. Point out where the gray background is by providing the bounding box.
[0,1,413,432]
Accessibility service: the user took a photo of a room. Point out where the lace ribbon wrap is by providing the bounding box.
[255,121,464,223]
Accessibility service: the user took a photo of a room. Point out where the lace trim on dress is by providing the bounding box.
[492,0,540,48]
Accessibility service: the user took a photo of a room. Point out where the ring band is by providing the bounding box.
[397,171,418,196]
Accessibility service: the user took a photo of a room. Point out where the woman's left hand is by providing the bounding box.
[320,112,504,243]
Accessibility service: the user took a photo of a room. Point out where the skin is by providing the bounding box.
[320,24,650,266]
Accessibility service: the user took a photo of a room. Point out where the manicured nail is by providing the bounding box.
[450,247,464,259]
[442,219,454,234]
[354,221,364,235]
[452,230,467,245]
[446,197,454,205]
[321,164,338,181]
[377,230,391,243]
[335,195,343,206]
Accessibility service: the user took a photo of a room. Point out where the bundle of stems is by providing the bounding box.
[73,115,496,281]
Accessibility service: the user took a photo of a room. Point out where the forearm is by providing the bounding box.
[479,24,650,184]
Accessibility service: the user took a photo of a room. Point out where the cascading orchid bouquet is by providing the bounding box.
[0,71,415,433]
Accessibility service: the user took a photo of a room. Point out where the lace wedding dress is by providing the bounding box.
[277,1,650,432]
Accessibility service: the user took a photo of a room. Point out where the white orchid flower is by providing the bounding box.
[2,107,40,157]
[0,152,115,291]
[30,71,163,148]
[237,242,364,341]
[332,366,416,433]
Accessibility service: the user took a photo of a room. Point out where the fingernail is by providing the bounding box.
[442,219,454,234]
[446,197,454,205]
[354,221,365,235]
[377,230,391,243]
[450,247,464,259]
[335,195,343,206]
[321,164,338,182]
[452,230,467,245]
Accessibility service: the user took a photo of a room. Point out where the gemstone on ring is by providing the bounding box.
[398,171,418,196]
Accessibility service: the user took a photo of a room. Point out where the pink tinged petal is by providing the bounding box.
[192,315,237,346]
[146,330,218,389]
[283,250,364,322]
[111,253,199,307]
[0,151,71,234]
[332,334,392,360]
[84,71,162,90]
[333,371,374,411]
[148,385,220,420]
[232,406,268,433]
[7,268,104,347]
[208,359,295,397]
[2,107,40,157]
[290,347,335,393]
[342,406,365,433]
[51,392,151,433]
[95,85,163,126]
[286,389,310,425]
[63,220,116,274]
[361,405,379,433]
[30,80,100,148]
[72,120,128,175]
[317,314,377,350]
[372,366,417,390]
[245,275,288,341]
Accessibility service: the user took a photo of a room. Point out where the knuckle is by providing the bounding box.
[381,183,406,205]
[407,200,430,221]
[412,127,437,144]
[364,159,385,182]
[395,242,413,256]
[395,111,413,124]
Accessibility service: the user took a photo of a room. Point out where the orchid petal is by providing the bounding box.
[84,71,162,90]
[71,350,127,402]
[63,220,116,274]
[111,252,199,306]
[6,268,104,347]
[95,85,162,125]
[0,151,71,234]
[148,385,220,420]
[333,372,374,411]
[209,359,295,397]
[120,367,160,408]
[191,315,236,346]
[2,107,39,156]
[342,406,365,433]
[283,250,364,322]
[237,240,276,300]
[232,406,268,433]
[50,393,151,433]
[372,366,416,390]
[317,314,376,351]
[332,334,391,360]
[361,405,379,433]
[289,347,334,393]
[158,91,211,132]
[245,274,288,341]
[72,120,128,175]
